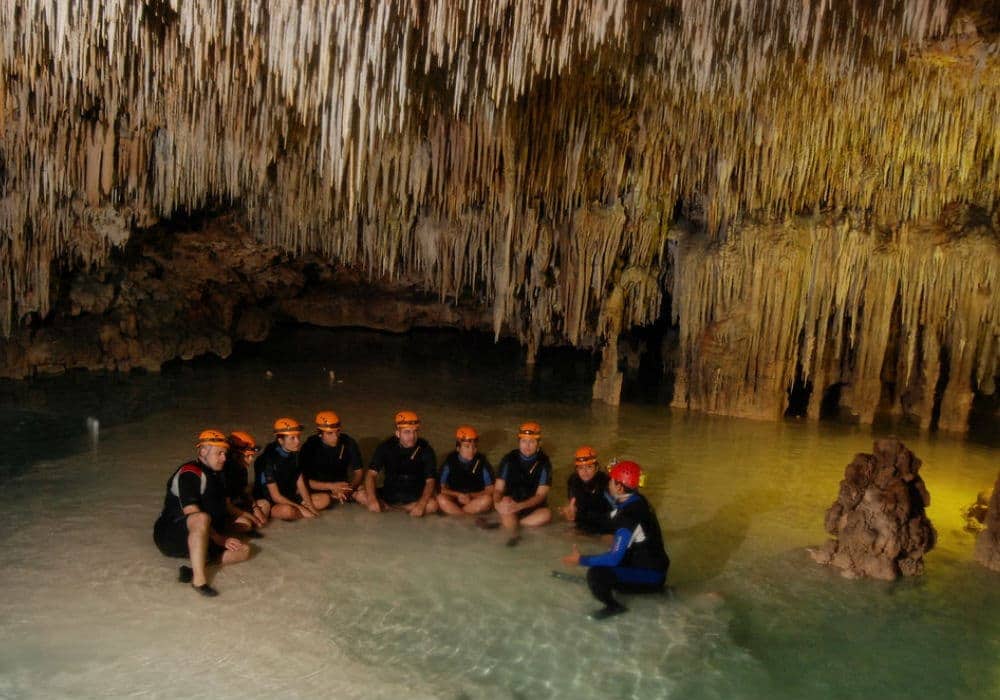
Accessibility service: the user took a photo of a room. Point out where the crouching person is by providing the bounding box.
[561,461,669,619]
[153,429,251,597]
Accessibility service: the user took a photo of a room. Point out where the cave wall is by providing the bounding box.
[2,1,999,430]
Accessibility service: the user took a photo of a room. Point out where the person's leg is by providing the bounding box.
[185,512,212,587]
[586,567,628,618]
[310,492,332,510]
[220,542,252,566]
[254,499,271,524]
[270,503,303,520]
[424,497,439,514]
[437,493,463,515]
[520,506,551,527]
[352,487,371,507]
[463,493,493,514]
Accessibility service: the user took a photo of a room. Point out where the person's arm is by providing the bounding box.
[512,484,550,513]
[364,468,382,512]
[296,474,320,515]
[577,527,632,567]
[411,478,436,517]
[438,464,461,498]
[492,478,507,507]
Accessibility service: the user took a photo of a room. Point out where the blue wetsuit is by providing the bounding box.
[578,492,669,608]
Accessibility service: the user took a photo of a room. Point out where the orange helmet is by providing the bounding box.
[196,429,229,449]
[574,445,598,466]
[395,410,420,430]
[315,411,341,432]
[610,460,642,490]
[455,425,479,442]
[517,421,542,439]
[273,417,303,435]
[228,431,258,452]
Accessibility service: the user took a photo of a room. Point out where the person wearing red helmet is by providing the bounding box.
[492,421,553,544]
[560,446,613,534]
[360,410,439,517]
[153,429,252,597]
[561,460,669,619]
[437,425,495,516]
[300,411,364,504]
[252,418,330,520]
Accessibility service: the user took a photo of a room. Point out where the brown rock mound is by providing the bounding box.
[974,473,1000,572]
[810,438,936,580]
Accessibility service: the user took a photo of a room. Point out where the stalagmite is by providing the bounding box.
[810,438,936,580]
[974,474,1000,572]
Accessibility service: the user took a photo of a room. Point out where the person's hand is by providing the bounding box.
[332,484,352,503]
[561,544,581,567]
[224,537,244,551]
[299,503,318,518]
[561,498,577,521]
[410,501,426,518]
[251,508,267,527]
[457,494,470,506]
[497,497,517,515]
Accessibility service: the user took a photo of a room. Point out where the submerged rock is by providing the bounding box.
[810,438,936,580]
[963,487,993,534]
[974,474,1000,572]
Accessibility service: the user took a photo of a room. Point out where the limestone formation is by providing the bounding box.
[1,2,998,425]
[810,438,936,580]
[974,474,1000,571]
[964,487,993,533]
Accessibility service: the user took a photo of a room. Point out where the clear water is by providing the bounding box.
[0,327,997,699]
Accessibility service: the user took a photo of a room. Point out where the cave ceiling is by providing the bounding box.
[0,1,998,379]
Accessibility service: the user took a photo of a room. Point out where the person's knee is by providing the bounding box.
[187,512,210,532]
[313,493,332,510]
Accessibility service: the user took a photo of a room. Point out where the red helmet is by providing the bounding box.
[610,460,642,490]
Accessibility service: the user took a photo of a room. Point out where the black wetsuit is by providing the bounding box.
[439,451,494,493]
[369,437,437,505]
[153,460,227,558]
[567,470,613,534]
[253,442,303,503]
[222,453,253,510]
[299,433,362,485]
[578,492,670,608]
[497,449,552,508]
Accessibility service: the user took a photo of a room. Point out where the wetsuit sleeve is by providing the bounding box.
[498,455,510,481]
[481,458,494,487]
[538,459,552,487]
[579,527,632,567]
[439,462,451,488]
[421,446,437,481]
[347,437,362,471]
[260,456,278,484]
[368,443,387,472]
[177,469,204,508]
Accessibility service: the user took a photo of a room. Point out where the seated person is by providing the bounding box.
[562,460,670,619]
[560,445,612,534]
[359,410,438,517]
[153,429,251,597]
[436,425,494,516]
[299,410,363,504]
[493,421,552,543]
[223,431,269,533]
[252,417,330,520]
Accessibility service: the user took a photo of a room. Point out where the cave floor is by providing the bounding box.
[0,328,997,699]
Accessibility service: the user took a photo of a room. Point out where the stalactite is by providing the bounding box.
[0,1,996,424]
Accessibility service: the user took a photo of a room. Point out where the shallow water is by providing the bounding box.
[0,328,997,699]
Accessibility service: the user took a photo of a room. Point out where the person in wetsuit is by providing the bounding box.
[559,445,612,534]
[253,417,330,520]
[299,410,363,505]
[492,421,552,544]
[223,430,269,533]
[436,425,495,516]
[561,460,669,619]
[361,410,438,517]
[153,429,251,597]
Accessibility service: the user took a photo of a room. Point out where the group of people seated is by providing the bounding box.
[153,410,669,618]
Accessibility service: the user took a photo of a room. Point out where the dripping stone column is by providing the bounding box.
[974,473,1000,572]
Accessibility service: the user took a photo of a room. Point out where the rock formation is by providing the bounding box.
[1,2,998,428]
[810,438,936,580]
[964,487,993,533]
[974,474,1000,571]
